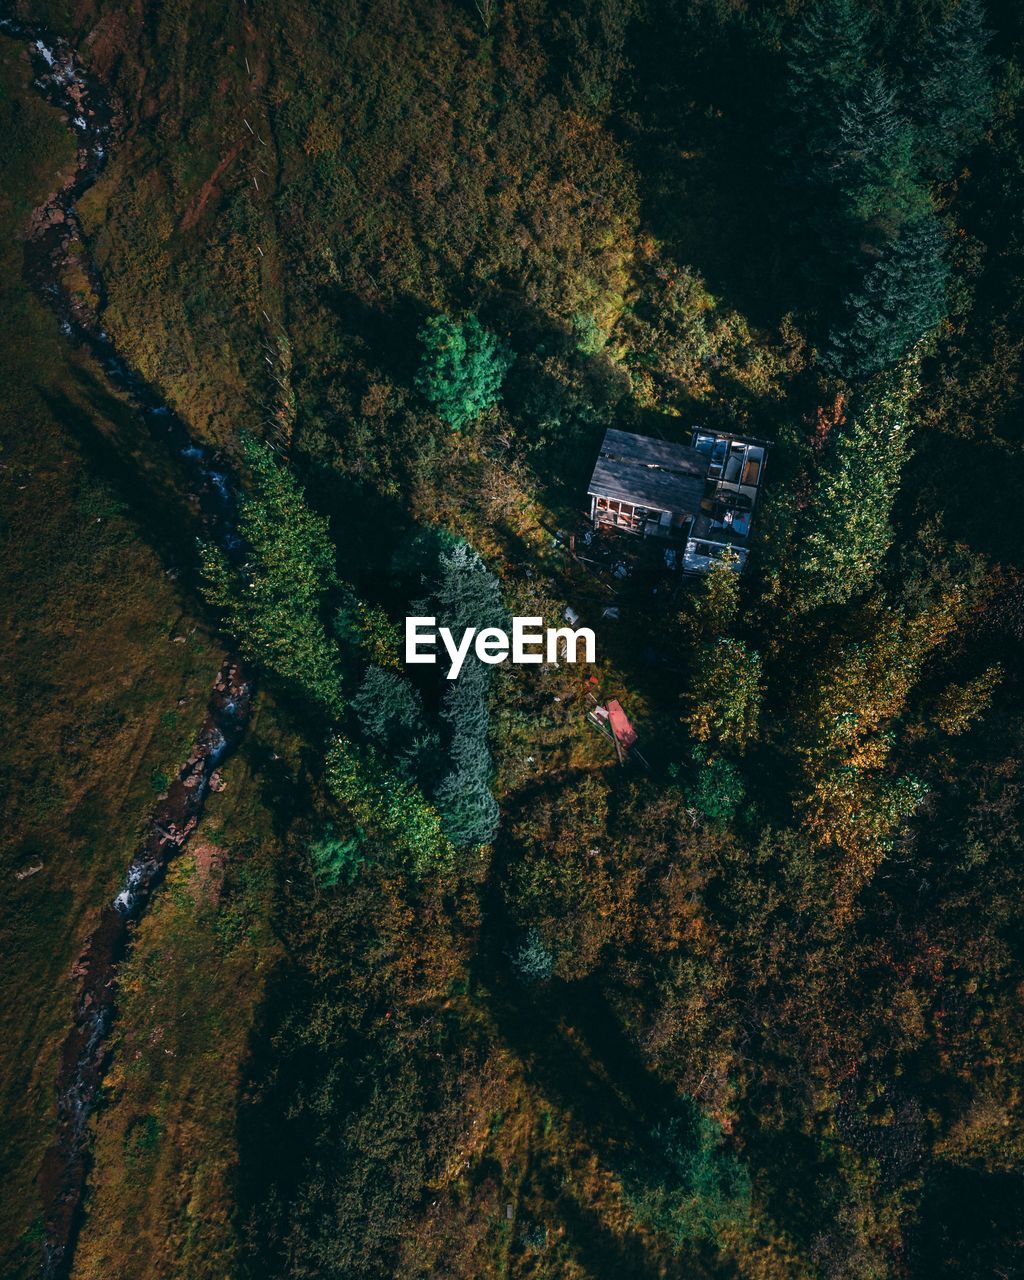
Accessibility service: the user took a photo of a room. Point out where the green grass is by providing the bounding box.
[70,705,282,1280]
[0,49,222,1280]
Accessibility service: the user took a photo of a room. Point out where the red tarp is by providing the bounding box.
[605,699,638,749]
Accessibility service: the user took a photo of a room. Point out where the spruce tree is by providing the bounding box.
[909,0,995,178]
[351,666,439,784]
[784,0,871,182]
[795,362,919,609]
[824,212,948,379]
[200,437,345,713]
[426,542,505,847]
[415,314,514,430]
[835,69,930,247]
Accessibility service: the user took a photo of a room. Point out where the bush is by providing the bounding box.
[508,928,554,984]
[687,750,746,825]
[415,314,513,430]
[308,824,364,887]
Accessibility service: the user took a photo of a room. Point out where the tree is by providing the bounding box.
[796,362,919,608]
[415,314,513,430]
[680,548,740,641]
[351,666,439,784]
[909,0,995,179]
[508,928,554,984]
[824,213,949,379]
[685,638,763,752]
[835,69,931,247]
[200,436,344,713]
[686,750,747,826]
[933,664,1003,735]
[425,541,505,846]
[308,824,364,886]
[325,735,455,876]
[623,1098,751,1246]
[787,589,969,892]
[784,0,871,182]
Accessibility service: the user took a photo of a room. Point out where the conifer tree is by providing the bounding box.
[351,666,439,784]
[784,0,871,181]
[415,314,514,430]
[796,361,920,608]
[426,542,505,847]
[824,213,948,379]
[835,69,930,246]
[909,0,995,178]
[200,437,345,713]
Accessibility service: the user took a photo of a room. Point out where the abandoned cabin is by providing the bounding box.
[586,427,769,572]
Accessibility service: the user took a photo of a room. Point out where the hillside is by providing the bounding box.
[2,2,1023,1278]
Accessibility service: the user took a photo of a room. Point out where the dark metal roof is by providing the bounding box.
[587,428,707,513]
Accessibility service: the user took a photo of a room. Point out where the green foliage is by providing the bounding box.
[685,638,763,751]
[796,363,919,608]
[933,664,1003,735]
[325,735,454,877]
[686,750,747,825]
[123,1115,161,1169]
[835,70,931,246]
[351,666,439,784]
[624,1098,751,1246]
[825,214,949,378]
[424,542,505,847]
[308,824,365,887]
[13,6,1024,1278]
[557,0,632,117]
[415,314,513,430]
[201,437,344,713]
[909,0,996,178]
[784,0,870,176]
[508,928,554,984]
[681,549,740,641]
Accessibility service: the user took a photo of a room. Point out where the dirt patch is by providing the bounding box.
[179,139,247,231]
[190,841,226,904]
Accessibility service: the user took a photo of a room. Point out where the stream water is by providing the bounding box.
[0,15,254,1277]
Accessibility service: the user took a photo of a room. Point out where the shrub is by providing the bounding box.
[687,750,747,825]
[308,824,364,887]
[415,314,513,430]
[508,928,554,984]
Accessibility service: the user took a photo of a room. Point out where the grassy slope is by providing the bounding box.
[2,6,788,1278]
[68,705,284,1280]
[0,45,222,1277]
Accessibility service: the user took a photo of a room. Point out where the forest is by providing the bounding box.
[0,0,1022,1277]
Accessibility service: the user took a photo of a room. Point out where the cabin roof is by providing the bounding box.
[587,428,707,513]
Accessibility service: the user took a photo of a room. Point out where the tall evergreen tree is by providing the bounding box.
[784,0,871,181]
[351,666,439,785]
[425,542,505,847]
[200,437,345,713]
[796,361,920,609]
[835,69,931,247]
[908,0,995,178]
[824,212,948,379]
